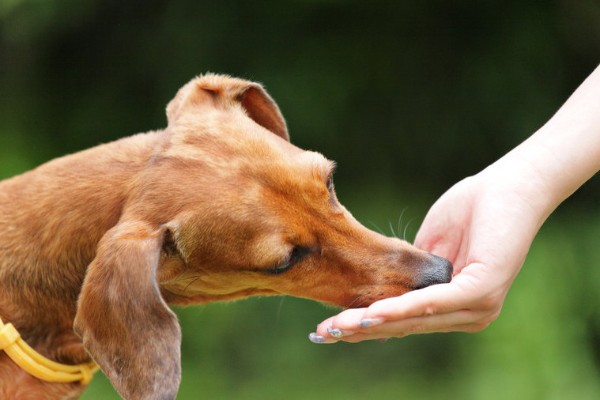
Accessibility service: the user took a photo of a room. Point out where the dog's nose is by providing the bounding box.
[413,254,453,290]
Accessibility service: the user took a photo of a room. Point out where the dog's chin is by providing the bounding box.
[338,291,409,309]
[162,287,280,305]
[339,278,454,309]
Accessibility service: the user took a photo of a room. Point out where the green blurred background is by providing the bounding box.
[1,1,599,399]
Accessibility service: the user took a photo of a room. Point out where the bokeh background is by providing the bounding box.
[1,1,599,399]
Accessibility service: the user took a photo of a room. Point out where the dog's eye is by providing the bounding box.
[324,162,337,203]
[326,175,338,205]
[269,246,310,275]
[326,176,334,195]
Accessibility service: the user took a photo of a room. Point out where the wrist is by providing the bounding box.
[485,125,597,228]
[488,65,600,222]
[482,148,558,226]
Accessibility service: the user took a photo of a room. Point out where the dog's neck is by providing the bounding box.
[0,131,161,365]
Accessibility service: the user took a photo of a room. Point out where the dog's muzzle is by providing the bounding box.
[413,254,453,289]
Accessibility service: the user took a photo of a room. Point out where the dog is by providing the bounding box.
[0,74,452,400]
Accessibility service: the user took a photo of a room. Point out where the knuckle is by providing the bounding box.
[465,310,502,333]
[409,323,423,333]
[422,304,436,317]
[478,291,505,312]
[481,309,501,326]
[464,323,488,333]
[419,301,437,317]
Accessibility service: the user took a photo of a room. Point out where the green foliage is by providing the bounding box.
[1,1,599,398]
[1,1,598,195]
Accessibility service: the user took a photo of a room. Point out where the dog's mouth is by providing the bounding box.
[337,254,453,309]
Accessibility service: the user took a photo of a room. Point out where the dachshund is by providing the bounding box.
[0,74,452,399]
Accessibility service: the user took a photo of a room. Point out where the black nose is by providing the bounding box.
[413,254,453,290]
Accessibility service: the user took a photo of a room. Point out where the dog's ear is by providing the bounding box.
[166,74,289,141]
[74,221,181,400]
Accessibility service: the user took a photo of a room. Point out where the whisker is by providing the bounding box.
[396,207,408,238]
[388,221,398,238]
[183,275,202,294]
[368,221,385,235]
[275,296,285,324]
[403,219,414,241]
[346,294,367,309]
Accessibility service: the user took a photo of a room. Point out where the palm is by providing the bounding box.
[414,178,476,273]
[312,171,544,342]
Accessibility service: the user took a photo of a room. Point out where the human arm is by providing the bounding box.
[310,64,600,343]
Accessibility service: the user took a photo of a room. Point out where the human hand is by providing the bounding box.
[310,159,549,343]
[310,65,600,343]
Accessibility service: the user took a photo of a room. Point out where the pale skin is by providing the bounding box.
[310,64,600,343]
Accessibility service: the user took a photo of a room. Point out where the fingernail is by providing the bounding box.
[309,332,334,344]
[327,327,344,338]
[359,318,384,328]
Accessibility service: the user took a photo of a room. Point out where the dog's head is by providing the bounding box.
[74,74,452,399]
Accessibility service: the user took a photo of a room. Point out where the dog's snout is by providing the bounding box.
[413,254,453,290]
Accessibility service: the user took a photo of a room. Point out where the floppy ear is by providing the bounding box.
[74,221,181,400]
[166,74,289,141]
[237,84,289,141]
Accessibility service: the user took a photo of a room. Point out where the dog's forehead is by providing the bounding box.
[160,109,332,178]
[162,109,286,161]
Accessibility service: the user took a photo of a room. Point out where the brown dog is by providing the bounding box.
[0,74,452,400]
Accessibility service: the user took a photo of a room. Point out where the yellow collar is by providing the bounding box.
[0,317,98,384]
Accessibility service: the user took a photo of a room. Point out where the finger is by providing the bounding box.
[315,307,485,343]
[333,332,407,343]
[310,307,492,344]
[331,320,490,344]
[362,283,458,322]
[315,308,367,336]
[362,268,489,323]
[353,309,486,337]
[320,308,486,342]
[312,273,480,339]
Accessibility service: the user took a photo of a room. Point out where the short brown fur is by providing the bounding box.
[0,74,451,399]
